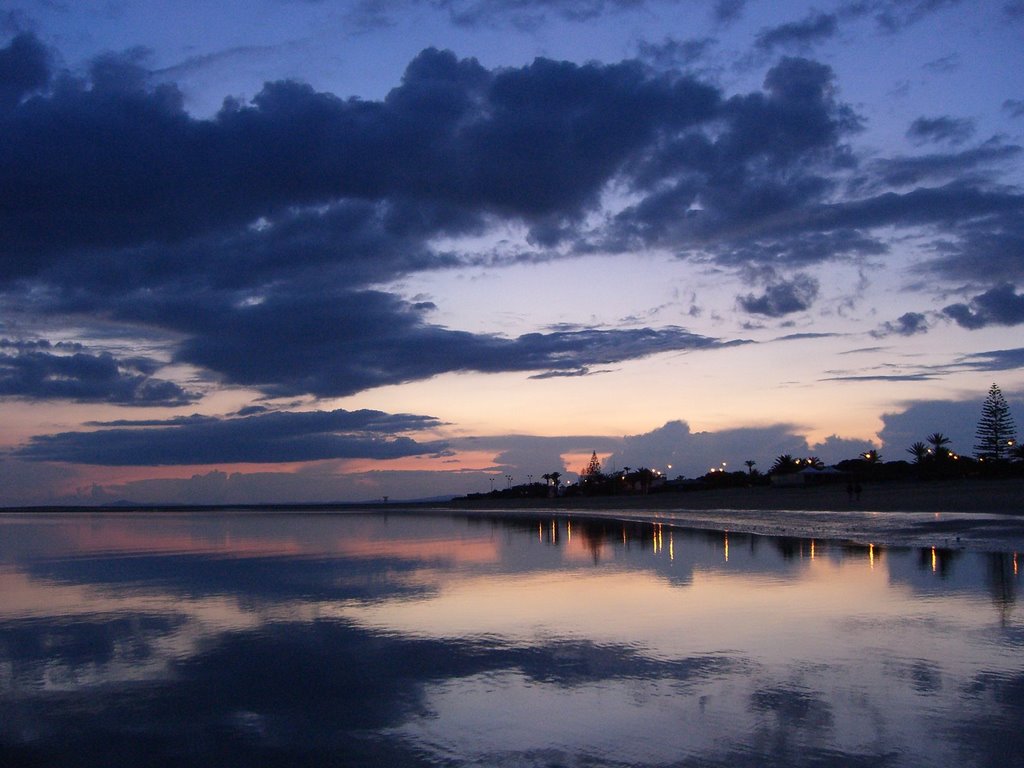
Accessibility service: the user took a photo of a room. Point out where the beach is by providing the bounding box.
[444,477,1024,552]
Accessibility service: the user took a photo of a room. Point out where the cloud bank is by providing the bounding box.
[1,34,1020,405]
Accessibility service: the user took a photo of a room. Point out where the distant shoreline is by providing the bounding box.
[2,477,1022,516]
[3,478,1022,551]
[441,478,1024,552]
[444,477,1024,515]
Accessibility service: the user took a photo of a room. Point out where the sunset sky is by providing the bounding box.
[1,0,1023,504]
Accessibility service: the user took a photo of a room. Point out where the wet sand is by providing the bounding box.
[442,478,1024,552]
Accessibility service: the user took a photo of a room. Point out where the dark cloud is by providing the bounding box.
[712,230,887,268]
[17,408,447,465]
[841,0,967,32]
[0,40,718,273]
[774,332,841,341]
[1004,99,1024,118]
[906,115,975,146]
[755,12,838,52]
[612,57,863,254]
[0,338,83,352]
[174,290,729,397]
[0,345,196,406]
[875,311,929,337]
[425,0,656,29]
[452,432,620,477]
[1,33,1020,404]
[1005,0,1024,19]
[958,347,1024,372]
[943,283,1024,329]
[637,36,716,69]
[154,43,292,79]
[605,419,863,476]
[826,181,1023,230]
[878,398,984,455]
[923,211,1024,284]
[922,53,960,73]
[822,372,938,382]
[713,0,747,24]
[0,31,49,109]
[453,420,869,481]
[528,367,604,379]
[738,274,819,317]
[860,141,1021,190]
[0,37,742,398]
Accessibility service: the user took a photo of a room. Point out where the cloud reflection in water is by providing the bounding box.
[0,511,1020,767]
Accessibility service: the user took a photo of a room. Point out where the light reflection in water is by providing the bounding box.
[0,510,1021,768]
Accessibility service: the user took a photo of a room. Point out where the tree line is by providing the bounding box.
[466,383,1020,499]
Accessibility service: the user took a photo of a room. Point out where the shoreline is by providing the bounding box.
[3,478,1022,552]
[438,478,1024,552]
[444,477,1024,515]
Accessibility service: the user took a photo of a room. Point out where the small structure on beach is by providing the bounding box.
[771,466,847,486]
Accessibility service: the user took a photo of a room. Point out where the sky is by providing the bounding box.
[1,0,1023,504]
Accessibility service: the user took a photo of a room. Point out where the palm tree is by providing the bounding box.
[542,472,562,497]
[770,454,799,474]
[860,449,881,464]
[805,456,825,469]
[927,432,951,459]
[906,442,929,464]
[744,460,757,475]
[635,467,654,494]
[542,471,561,486]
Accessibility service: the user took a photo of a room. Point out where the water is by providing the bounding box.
[1,510,1021,767]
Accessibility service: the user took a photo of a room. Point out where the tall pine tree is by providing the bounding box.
[974,383,1017,461]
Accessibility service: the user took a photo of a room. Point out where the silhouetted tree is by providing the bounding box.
[770,454,799,474]
[860,449,881,464]
[635,467,654,494]
[927,432,952,459]
[907,441,929,464]
[579,452,605,494]
[974,383,1017,462]
[805,456,825,469]
[744,460,756,474]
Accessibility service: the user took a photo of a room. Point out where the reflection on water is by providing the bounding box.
[1,510,1021,767]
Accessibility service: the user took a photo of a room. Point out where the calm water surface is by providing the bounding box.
[1,510,1021,767]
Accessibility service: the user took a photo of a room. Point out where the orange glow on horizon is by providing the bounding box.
[337,449,500,474]
[6,517,499,565]
[69,449,509,496]
[561,451,611,476]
